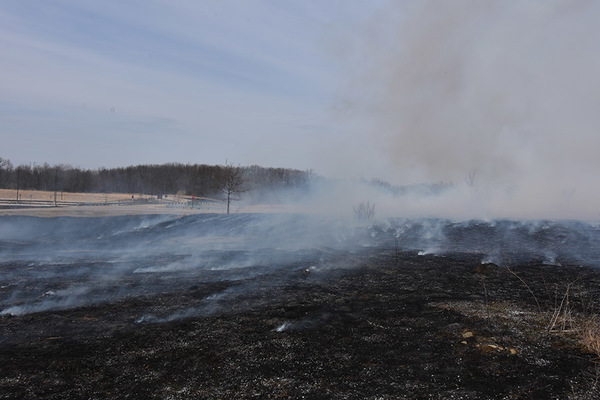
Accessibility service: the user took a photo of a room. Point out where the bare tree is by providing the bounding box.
[465,169,477,192]
[215,162,248,214]
[353,201,375,223]
[0,157,13,188]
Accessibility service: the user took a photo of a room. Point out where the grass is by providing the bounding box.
[0,188,146,203]
[502,263,600,361]
[578,315,600,360]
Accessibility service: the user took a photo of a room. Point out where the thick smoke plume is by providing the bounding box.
[338,0,600,220]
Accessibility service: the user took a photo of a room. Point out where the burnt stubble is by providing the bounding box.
[1,215,600,399]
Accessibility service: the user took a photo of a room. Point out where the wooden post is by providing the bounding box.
[54,169,58,207]
[16,169,20,204]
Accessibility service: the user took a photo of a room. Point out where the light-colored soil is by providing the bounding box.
[0,189,306,217]
[0,189,214,217]
[0,189,180,204]
[0,204,210,218]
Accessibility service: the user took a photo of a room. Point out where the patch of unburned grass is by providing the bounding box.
[578,315,600,359]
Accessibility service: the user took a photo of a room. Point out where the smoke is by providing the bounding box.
[2,213,599,321]
[336,0,600,220]
[0,213,375,318]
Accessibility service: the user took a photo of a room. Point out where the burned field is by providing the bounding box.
[1,214,600,399]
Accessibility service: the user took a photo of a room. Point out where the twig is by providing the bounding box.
[505,265,542,313]
[481,277,490,320]
[547,283,573,332]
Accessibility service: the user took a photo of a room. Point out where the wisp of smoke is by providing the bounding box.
[0,213,374,318]
[2,213,599,322]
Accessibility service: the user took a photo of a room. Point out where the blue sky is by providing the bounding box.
[0,0,389,174]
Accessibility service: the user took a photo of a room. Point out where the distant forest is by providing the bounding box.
[0,157,314,199]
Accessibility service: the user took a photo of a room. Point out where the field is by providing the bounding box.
[0,189,306,217]
[0,188,140,204]
[1,211,600,398]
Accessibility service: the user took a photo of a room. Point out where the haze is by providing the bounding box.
[2,0,599,220]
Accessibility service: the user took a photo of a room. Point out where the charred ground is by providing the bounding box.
[1,215,600,399]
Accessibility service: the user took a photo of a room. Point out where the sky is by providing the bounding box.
[0,0,387,174]
[2,0,600,219]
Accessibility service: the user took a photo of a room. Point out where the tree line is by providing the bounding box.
[0,157,314,199]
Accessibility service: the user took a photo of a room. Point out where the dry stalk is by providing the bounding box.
[481,276,491,320]
[498,257,600,395]
[548,283,575,333]
[579,315,600,360]
[505,265,542,313]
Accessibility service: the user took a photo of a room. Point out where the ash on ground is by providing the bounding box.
[1,215,600,399]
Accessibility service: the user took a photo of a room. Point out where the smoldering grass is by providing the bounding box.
[0,286,91,316]
[135,307,200,324]
[275,321,292,332]
[134,285,252,324]
[418,248,439,256]
[133,259,196,274]
[132,262,332,325]
[542,251,561,266]
[271,310,340,333]
[4,214,600,331]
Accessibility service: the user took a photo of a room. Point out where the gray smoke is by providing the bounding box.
[0,213,373,318]
[336,0,600,220]
[2,213,599,321]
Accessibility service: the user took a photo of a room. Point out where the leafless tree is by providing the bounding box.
[215,162,248,214]
[465,169,477,192]
[0,157,13,188]
[0,157,313,200]
[353,201,375,223]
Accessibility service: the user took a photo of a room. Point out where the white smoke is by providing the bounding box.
[335,0,600,220]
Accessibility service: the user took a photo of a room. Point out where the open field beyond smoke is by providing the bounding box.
[0,189,308,218]
[1,211,600,398]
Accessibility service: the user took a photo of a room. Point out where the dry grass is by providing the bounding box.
[0,188,140,203]
[0,188,208,217]
[578,316,600,359]
[0,189,212,203]
[0,188,310,217]
[503,266,600,366]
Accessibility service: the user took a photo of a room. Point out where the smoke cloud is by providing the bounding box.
[337,0,600,220]
[2,213,599,320]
